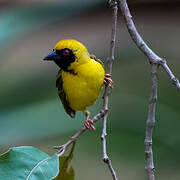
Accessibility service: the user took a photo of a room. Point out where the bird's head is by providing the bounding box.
[43,39,90,71]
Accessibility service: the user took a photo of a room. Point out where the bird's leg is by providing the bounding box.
[83,110,95,131]
[104,73,114,88]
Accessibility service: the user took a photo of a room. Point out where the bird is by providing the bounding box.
[43,39,112,131]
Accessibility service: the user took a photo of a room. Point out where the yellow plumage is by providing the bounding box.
[44,39,105,120]
[61,57,104,111]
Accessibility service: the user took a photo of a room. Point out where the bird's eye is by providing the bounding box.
[63,49,70,56]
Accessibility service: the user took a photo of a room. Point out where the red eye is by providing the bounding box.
[63,49,70,56]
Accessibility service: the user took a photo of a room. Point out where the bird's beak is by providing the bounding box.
[43,50,58,61]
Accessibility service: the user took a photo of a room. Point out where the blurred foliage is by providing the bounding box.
[0,0,102,60]
[0,0,180,179]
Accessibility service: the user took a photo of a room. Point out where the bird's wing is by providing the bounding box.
[56,70,76,118]
[90,54,104,67]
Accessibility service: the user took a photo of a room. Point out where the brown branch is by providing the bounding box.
[101,0,118,180]
[54,110,106,157]
[145,63,158,180]
[119,0,180,91]
[159,59,180,90]
[119,0,180,179]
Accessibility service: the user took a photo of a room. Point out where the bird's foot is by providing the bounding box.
[104,73,114,88]
[84,119,95,131]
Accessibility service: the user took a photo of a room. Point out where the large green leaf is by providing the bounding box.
[0,146,59,180]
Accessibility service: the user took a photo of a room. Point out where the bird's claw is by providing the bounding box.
[104,73,114,88]
[84,119,95,131]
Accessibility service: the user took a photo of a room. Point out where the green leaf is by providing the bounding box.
[54,157,74,180]
[54,144,75,180]
[0,146,59,180]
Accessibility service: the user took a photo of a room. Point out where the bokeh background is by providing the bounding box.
[0,0,180,179]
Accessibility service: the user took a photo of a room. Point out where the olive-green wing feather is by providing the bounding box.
[90,54,104,67]
[56,70,76,118]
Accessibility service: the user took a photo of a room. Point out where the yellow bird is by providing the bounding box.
[43,39,112,130]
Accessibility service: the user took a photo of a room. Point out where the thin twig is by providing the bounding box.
[119,0,180,91]
[101,0,118,180]
[159,59,180,90]
[119,0,180,179]
[145,63,158,180]
[54,110,106,157]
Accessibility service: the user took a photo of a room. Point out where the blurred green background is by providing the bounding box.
[0,0,180,179]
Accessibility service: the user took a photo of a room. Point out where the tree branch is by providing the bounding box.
[119,0,180,91]
[145,63,158,180]
[119,0,180,179]
[54,110,106,157]
[101,0,118,180]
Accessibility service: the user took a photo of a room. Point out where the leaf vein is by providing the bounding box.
[26,157,50,180]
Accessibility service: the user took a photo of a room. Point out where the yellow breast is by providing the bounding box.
[61,58,105,111]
